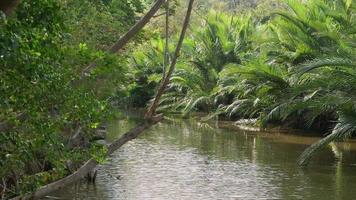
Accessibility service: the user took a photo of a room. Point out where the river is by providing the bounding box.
[48,117,356,200]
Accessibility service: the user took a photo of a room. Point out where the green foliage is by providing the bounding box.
[0,0,355,198]
[90,144,108,163]
[114,37,165,107]
[64,0,146,49]
[0,0,147,198]
[159,12,255,115]
[131,0,356,165]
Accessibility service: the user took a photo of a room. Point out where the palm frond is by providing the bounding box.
[298,107,356,166]
[298,58,356,74]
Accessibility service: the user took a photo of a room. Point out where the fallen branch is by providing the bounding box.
[10,115,163,200]
[153,12,167,18]
[10,0,195,198]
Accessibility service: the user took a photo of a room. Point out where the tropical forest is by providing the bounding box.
[1,0,356,199]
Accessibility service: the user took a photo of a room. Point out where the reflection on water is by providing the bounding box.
[49,118,356,200]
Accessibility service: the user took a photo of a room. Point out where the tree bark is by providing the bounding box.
[162,0,169,79]
[10,116,163,200]
[81,0,166,76]
[145,0,195,119]
[0,0,21,16]
[10,0,195,199]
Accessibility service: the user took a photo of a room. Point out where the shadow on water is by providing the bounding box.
[48,117,356,200]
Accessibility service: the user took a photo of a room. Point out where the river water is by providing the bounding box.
[49,118,356,200]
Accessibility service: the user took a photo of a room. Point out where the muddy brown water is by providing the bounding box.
[48,118,356,200]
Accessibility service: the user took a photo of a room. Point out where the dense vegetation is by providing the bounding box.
[0,0,148,198]
[0,0,355,198]
[129,0,355,164]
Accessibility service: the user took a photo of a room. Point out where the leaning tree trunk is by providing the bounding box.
[145,0,195,119]
[10,118,162,200]
[163,0,170,78]
[11,0,195,199]
[81,0,166,76]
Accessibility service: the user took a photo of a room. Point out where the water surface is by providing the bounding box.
[50,118,356,200]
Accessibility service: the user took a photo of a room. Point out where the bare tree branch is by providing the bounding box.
[10,0,196,199]
[145,0,195,119]
[81,0,166,77]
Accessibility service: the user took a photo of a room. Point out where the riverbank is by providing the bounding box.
[15,110,352,199]
[162,110,329,136]
[116,109,356,150]
[49,117,356,200]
